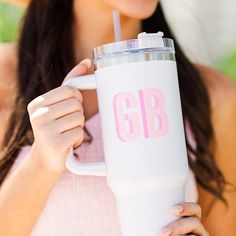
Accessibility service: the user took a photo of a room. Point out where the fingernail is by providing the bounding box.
[172,205,184,214]
[159,227,172,236]
[80,58,92,68]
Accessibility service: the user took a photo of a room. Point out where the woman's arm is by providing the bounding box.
[0,59,91,235]
[0,153,61,236]
[197,65,236,235]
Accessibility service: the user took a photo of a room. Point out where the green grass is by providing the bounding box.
[0,1,24,42]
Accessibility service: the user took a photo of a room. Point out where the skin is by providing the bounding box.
[0,0,236,235]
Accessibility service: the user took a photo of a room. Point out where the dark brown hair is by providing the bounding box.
[0,0,226,203]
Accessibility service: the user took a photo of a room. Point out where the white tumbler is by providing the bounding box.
[64,32,189,236]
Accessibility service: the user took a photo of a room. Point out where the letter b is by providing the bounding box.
[139,88,168,138]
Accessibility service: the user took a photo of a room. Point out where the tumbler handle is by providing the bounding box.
[63,74,107,176]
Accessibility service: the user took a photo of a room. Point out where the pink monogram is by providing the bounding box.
[113,88,169,142]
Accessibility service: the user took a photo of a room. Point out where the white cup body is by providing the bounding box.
[94,60,189,235]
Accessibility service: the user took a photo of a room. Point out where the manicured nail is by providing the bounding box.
[80,58,92,68]
[159,227,172,236]
[172,205,184,214]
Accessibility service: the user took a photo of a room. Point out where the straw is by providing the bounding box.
[112,10,122,41]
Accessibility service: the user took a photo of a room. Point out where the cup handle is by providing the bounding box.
[62,74,107,176]
[63,74,97,90]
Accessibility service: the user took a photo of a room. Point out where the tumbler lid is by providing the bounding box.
[93,32,175,62]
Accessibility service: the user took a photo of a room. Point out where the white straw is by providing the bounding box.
[112,10,122,41]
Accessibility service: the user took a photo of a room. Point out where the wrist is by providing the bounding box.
[23,146,65,180]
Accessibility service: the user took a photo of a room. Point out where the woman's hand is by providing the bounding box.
[159,202,209,236]
[27,59,91,174]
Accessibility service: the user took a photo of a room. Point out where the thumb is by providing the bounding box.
[62,58,92,84]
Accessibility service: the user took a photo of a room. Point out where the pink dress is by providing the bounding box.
[10,113,198,236]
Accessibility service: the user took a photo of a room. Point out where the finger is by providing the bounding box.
[46,98,83,120]
[28,59,91,114]
[64,58,92,82]
[54,111,85,134]
[61,126,84,148]
[160,217,206,236]
[172,202,201,219]
[28,86,83,114]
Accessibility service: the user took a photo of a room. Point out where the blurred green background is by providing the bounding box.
[0,1,23,42]
[0,1,235,81]
[218,50,236,81]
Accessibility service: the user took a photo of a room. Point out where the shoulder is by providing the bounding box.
[195,64,236,110]
[0,43,18,67]
[0,43,18,101]
[196,64,236,182]
[0,43,18,76]
[0,43,18,85]
[195,64,236,157]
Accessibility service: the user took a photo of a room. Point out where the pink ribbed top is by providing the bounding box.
[10,113,198,236]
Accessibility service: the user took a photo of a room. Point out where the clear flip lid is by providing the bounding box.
[93,32,175,62]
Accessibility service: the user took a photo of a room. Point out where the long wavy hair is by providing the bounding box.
[0,0,226,203]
